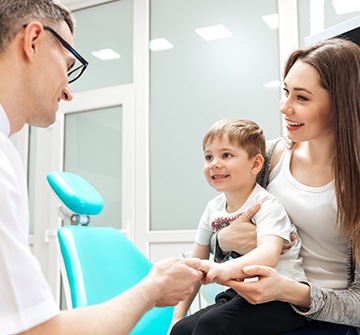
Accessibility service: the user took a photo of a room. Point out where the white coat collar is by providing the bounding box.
[0,104,10,137]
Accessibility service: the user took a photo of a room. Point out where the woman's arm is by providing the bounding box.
[294,257,360,327]
[226,262,360,328]
[225,265,310,307]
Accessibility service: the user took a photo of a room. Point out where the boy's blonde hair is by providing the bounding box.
[202,118,265,158]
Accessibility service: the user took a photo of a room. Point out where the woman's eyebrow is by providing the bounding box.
[293,87,314,95]
[284,82,314,95]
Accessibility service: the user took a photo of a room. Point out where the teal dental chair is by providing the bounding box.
[47,171,174,335]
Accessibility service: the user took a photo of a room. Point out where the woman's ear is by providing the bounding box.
[251,153,264,175]
[22,21,44,63]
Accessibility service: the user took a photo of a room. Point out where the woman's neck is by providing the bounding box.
[291,137,334,187]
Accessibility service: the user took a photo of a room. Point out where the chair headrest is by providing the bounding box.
[47,171,104,217]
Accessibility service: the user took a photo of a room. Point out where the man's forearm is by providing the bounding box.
[20,278,158,335]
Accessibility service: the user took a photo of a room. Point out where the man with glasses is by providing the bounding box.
[42,25,89,83]
[0,1,203,334]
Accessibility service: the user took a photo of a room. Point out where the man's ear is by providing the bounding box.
[22,21,44,63]
[251,153,264,175]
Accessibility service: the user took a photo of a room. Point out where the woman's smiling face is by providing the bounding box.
[280,60,333,143]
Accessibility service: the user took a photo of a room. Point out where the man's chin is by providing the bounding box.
[29,115,56,128]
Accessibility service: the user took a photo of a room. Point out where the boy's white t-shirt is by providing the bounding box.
[196,183,307,282]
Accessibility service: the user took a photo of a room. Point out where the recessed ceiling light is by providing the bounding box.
[262,14,279,30]
[195,24,233,41]
[91,48,121,61]
[332,0,360,14]
[149,38,174,52]
[263,80,280,89]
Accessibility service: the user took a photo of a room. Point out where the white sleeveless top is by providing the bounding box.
[267,146,348,289]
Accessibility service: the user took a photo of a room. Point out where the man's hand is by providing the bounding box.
[146,257,203,307]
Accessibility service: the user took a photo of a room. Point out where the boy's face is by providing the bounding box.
[203,135,258,194]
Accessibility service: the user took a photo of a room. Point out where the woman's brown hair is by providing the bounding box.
[284,38,360,259]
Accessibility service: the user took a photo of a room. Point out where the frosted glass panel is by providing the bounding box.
[150,0,281,230]
[64,106,122,229]
[70,0,133,93]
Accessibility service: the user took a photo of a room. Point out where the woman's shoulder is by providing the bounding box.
[257,137,290,188]
[269,137,290,171]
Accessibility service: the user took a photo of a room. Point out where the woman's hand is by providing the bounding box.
[217,204,297,256]
[224,265,284,304]
[217,204,260,255]
[224,265,311,308]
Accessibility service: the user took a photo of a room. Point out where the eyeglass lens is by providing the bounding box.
[68,60,86,83]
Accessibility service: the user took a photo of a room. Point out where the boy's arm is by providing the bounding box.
[171,243,209,326]
[201,235,283,284]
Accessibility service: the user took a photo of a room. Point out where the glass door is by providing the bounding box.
[28,84,135,305]
[64,106,123,229]
[57,85,136,235]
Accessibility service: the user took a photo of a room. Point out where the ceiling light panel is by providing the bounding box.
[91,48,121,61]
[262,13,279,29]
[149,38,174,52]
[195,24,233,41]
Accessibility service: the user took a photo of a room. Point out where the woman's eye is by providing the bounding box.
[282,88,289,96]
[297,95,308,101]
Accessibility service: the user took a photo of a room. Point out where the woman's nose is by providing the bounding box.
[61,84,73,102]
[280,96,294,115]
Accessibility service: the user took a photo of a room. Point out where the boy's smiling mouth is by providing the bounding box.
[212,174,229,180]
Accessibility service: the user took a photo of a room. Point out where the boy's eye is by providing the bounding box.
[223,153,233,158]
[205,155,213,161]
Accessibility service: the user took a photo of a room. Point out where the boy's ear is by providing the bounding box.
[251,154,264,175]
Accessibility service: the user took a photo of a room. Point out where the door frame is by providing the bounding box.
[26,84,136,303]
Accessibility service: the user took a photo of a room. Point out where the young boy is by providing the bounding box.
[170,118,308,335]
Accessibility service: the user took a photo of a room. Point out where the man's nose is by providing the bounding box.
[61,84,73,102]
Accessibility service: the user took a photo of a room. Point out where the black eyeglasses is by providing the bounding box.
[42,26,88,83]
